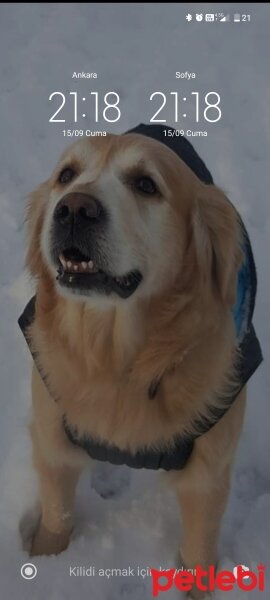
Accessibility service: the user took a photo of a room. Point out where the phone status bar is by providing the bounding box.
[185,13,251,23]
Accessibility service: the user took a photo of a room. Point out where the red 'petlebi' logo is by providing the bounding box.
[151,564,266,595]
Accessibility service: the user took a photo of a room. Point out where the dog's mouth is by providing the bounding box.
[56,247,142,299]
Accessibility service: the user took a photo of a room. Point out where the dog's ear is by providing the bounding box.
[192,184,244,306]
[26,181,49,276]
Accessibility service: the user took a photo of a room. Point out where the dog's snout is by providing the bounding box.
[54,193,103,228]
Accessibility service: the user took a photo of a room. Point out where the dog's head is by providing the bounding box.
[26,133,243,309]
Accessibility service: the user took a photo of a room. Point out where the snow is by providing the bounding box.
[0,3,269,599]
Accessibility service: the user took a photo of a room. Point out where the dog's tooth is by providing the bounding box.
[82,262,87,270]
[59,254,66,268]
[88,260,94,270]
[74,264,78,271]
[67,261,72,269]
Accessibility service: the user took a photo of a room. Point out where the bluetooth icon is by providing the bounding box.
[186,14,192,22]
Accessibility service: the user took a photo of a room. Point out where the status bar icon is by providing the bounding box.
[186,13,192,22]
[220,14,230,22]
[234,14,241,22]
[196,14,203,22]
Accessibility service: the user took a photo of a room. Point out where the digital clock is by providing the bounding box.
[49,91,222,125]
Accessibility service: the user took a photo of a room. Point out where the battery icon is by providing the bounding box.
[234,13,241,22]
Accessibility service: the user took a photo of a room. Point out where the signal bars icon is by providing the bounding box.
[220,14,230,22]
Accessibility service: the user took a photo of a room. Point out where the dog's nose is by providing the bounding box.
[54,193,103,228]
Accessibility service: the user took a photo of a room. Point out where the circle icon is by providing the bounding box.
[21,563,37,580]
[196,14,203,22]
[233,564,250,580]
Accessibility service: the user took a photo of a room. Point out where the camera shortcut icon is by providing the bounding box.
[21,563,37,580]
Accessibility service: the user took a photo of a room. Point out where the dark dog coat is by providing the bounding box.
[19,124,263,471]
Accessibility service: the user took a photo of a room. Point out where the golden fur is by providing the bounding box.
[25,134,247,599]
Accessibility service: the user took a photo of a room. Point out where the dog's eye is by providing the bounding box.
[134,176,158,195]
[58,167,76,184]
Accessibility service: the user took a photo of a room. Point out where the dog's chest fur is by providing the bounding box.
[29,294,216,453]
[26,277,238,457]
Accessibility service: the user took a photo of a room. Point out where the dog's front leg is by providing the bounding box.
[167,388,246,599]
[30,366,88,556]
[30,444,82,557]
[175,471,230,600]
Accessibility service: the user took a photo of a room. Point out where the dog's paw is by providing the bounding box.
[176,549,213,600]
[30,523,71,556]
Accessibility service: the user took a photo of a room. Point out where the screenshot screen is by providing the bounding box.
[0,3,269,599]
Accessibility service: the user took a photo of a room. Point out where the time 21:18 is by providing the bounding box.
[49,92,121,123]
[49,91,222,124]
[150,92,222,123]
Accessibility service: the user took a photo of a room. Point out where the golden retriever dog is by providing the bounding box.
[20,129,262,599]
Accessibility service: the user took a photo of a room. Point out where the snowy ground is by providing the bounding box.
[0,3,269,599]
